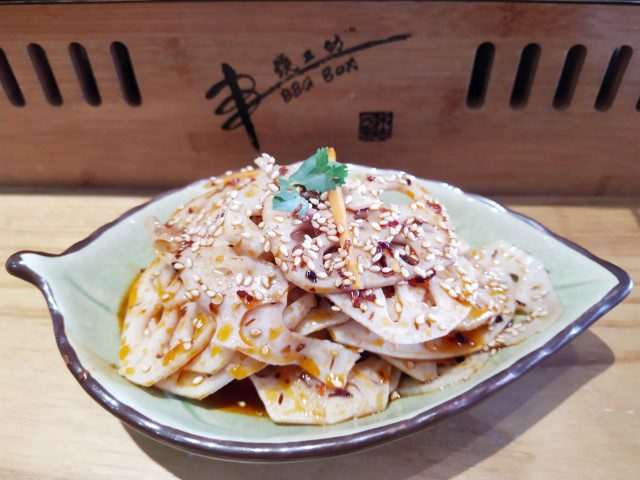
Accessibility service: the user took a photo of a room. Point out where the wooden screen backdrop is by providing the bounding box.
[0,0,638,195]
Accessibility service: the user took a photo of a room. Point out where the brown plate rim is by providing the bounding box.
[5,179,633,462]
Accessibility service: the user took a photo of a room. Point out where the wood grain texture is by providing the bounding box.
[0,1,638,195]
[0,192,638,479]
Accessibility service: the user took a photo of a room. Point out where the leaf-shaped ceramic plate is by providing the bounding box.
[6,166,632,462]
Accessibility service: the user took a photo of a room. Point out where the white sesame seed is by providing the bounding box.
[235,273,243,285]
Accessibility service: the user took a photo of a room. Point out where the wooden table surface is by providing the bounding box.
[1,193,638,480]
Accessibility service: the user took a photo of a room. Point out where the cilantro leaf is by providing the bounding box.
[272,178,309,216]
[288,147,348,192]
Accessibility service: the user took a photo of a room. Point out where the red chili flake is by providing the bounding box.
[278,392,284,404]
[328,389,352,398]
[279,166,289,176]
[494,315,504,323]
[406,178,412,186]
[281,344,291,353]
[382,286,396,298]
[427,201,442,215]
[330,357,335,370]
[362,291,376,302]
[295,343,306,352]
[236,290,254,303]
[179,306,188,316]
[377,242,395,255]
[388,220,399,228]
[455,332,469,345]
[366,174,375,182]
[344,239,352,249]
[274,372,281,379]
[353,209,369,220]
[188,207,194,213]
[350,290,363,308]
[208,302,217,313]
[400,254,419,266]
[305,270,318,283]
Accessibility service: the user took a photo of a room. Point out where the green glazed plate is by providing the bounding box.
[6,166,632,462]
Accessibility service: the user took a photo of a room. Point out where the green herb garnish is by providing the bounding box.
[273,147,348,216]
[273,178,309,216]
[288,147,348,192]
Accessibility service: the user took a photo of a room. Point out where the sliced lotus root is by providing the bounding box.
[260,170,458,294]
[156,352,265,399]
[346,356,393,417]
[473,241,561,316]
[329,318,508,361]
[471,241,562,345]
[328,274,472,345]
[177,245,358,386]
[295,299,350,336]
[158,169,261,258]
[397,352,489,396]
[251,357,391,425]
[164,293,320,397]
[222,171,273,258]
[224,301,358,388]
[169,244,286,374]
[389,366,402,393]
[436,255,517,332]
[381,355,438,382]
[282,292,318,330]
[185,291,315,376]
[119,262,215,386]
